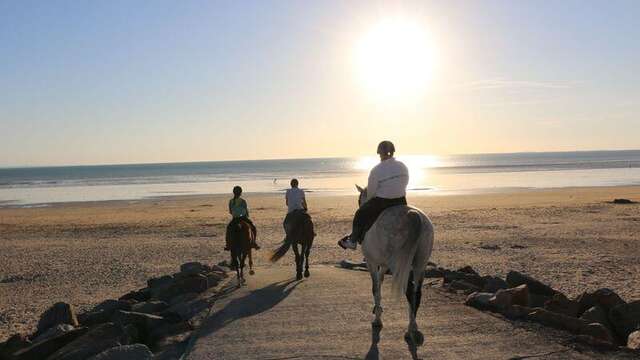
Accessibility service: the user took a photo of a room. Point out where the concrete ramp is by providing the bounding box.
[186,265,614,359]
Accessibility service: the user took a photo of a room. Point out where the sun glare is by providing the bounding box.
[354,19,437,101]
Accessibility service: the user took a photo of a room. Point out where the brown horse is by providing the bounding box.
[228,218,254,285]
[270,211,315,280]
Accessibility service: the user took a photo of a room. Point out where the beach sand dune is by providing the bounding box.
[1,186,640,339]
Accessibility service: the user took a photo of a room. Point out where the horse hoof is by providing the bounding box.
[304,270,310,278]
[249,270,255,275]
[296,273,303,280]
[404,330,424,346]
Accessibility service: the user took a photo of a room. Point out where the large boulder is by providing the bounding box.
[147,276,174,289]
[92,300,132,314]
[489,284,529,311]
[579,306,612,330]
[579,323,617,345]
[162,297,209,322]
[527,308,588,333]
[609,300,640,340]
[119,289,150,302]
[628,331,640,350]
[150,274,209,302]
[506,271,557,297]
[179,262,210,275]
[12,327,88,360]
[575,288,625,316]
[465,292,495,311]
[528,293,552,308]
[0,334,31,359]
[443,270,485,289]
[78,310,112,327]
[46,323,129,360]
[37,303,79,335]
[112,311,168,344]
[447,280,481,294]
[32,324,75,344]
[544,293,580,317]
[503,305,533,320]
[481,276,508,293]
[86,344,153,360]
[130,301,168,315]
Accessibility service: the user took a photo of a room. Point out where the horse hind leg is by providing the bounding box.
[404,270,425,346]
[248,249,255,275]
[303,242,310,278]
[292,243,303,280]
[368,263,384,328]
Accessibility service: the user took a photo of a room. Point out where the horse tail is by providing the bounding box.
[391,209,422,299]
[269,239,291,263]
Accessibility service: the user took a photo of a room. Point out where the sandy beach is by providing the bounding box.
[1,186,639,340]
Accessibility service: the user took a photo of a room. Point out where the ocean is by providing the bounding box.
[1,150,639,206]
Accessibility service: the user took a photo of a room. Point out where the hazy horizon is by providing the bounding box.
[2,1,639,167]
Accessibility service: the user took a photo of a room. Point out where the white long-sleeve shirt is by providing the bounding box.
[367,158,409,201]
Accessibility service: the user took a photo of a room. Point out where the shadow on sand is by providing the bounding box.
[365,324,422,360]
[197,277,301,337]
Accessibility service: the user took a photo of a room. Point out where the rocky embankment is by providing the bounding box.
[0,262,230,360]
[339,260,640,353]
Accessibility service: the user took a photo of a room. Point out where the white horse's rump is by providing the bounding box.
[356,187,434,345]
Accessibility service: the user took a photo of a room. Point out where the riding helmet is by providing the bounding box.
[233,186,243,196]
[376,141,395,156]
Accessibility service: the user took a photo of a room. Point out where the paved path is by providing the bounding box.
[186,265,624,360]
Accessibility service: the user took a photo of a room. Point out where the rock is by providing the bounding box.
[424,267,444,278]
[112,311,168,344]
[204,271,225,284]
[443,271,485,288]
[527,308,588,333]
[147,276,174,289]
[576,288,625,316]
[613,198,635,204]
[37,303,79,335]
[580,323,617,344]
[580,306,612,330]
[489,285,529,310]
[465,292,495,311]
[574,335,618,350]
[78,310,112,327]
[210,264,228,274]
[12,327,88,360]
[544,293,580,317]
[93,300,132,314]
[32,324,75,343]
[148,321,192,343]
[503,305,533,320]
[482,276,508,293]
[528,293,552,308]
[86,344,153,360]
[448,280,482,294]
[130,301,168,314]
[338,260,367,270]
[46,323,128,360]
[609,300,640,340]
[168,293,199,307]
[628,331,640,350]
[479,244,500,251]
[180,262,210,275]
[151,274,209,302]
[0,334,31,359]
[162,298,209,321]
[119,289,150,302]
[506,271,557,297]
[456,266,479,276]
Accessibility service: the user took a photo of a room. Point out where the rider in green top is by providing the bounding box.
[225,186,259,250]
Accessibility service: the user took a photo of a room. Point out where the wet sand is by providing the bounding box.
[1,186,639,339]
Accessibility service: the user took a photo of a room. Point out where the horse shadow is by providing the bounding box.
[197,278,301,337]
[364,324,422,360]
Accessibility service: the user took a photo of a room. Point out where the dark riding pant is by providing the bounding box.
[351,196,407,243]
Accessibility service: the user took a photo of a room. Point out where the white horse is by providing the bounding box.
[356,185,434,346]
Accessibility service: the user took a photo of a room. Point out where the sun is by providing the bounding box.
[354,19,437,101]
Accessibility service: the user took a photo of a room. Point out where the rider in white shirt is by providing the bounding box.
[283,178,309,241]
[339,141,409,250]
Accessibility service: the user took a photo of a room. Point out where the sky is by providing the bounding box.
[1,0,639,166]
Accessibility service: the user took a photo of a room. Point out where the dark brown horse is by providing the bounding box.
[269,211,315,280]
[229,218,254,285]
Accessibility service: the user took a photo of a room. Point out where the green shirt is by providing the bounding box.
[229,197,248,218]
